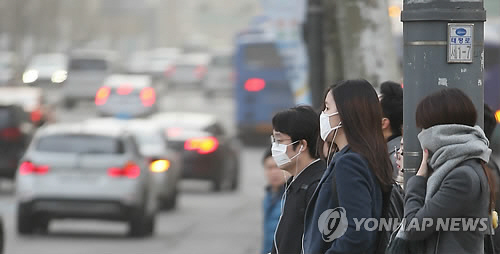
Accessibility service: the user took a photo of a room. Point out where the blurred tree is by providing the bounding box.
[5,0,28,53]
[322,0,400,87]
[322,0,344,88]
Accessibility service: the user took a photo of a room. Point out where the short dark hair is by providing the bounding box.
[272,105,319,158]
[416,88,476,129]
[484,104,497,140]
[380,81,403,137]
[262,147,273,164]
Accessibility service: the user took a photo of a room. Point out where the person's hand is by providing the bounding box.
[416,149,429,177]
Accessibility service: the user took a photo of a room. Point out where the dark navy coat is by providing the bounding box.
[302,146,383,254]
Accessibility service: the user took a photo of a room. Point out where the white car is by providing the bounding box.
[204,49,233,97]
[85,118,183,210]
[149,48,181,80]
[63,50,117,109]
[169,53,211,87]
[95,74,158,118]
[16,122,157,237]
[22,53,68,85]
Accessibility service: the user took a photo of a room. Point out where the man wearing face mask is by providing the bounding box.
[270,105,326,254]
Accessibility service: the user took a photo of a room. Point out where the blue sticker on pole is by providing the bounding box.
[456,28,467,36]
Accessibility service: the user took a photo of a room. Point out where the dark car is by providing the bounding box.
[151,112,240,191]
[0,104,33,180]
[0,87,56,127]
[0,215,3,254]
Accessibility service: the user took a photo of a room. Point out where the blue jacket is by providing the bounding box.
[303,146,383,254]
[262,186,285,254]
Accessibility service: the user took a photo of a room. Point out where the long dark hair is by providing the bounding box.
[325,79,393,192]
[416,88,496,212]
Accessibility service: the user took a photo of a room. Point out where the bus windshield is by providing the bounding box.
[485,44,500,67]
[243,43,284,69]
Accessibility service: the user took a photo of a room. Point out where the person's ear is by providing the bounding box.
[382,118,391,130]
[300,140,308,152]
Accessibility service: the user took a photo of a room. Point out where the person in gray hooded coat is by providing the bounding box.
[388,88,496,254]
[379,81,404,186]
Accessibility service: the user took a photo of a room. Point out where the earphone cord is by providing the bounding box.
[281,145,303,213]
[326,129,338,166]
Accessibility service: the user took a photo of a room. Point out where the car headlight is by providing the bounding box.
[22,70,39,84]
[51,70,67,83]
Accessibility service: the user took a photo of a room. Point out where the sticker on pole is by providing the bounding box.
[448,23,474,63]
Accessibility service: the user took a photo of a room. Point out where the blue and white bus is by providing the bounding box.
[233,30,295,141]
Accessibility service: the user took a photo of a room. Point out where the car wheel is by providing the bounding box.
[145,214,155,236]
[168,82,177,90]
[17,205,34,235]
[230,166,239,191]
[204,89,215,99]
[212,180,222,192]
[160,188,178,211]
[128,209,155,237]
[0,217,4,254]
[63,99,76,109]
[212,166,232,192]
[36,218,50,234]
[212,173,224,192]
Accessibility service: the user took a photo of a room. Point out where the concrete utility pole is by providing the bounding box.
[306,0,326,110]
[402,0,486,183]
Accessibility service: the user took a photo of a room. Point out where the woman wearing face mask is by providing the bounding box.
[387,88,495,254]
[302,79,394,254]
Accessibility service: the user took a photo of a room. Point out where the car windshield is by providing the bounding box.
[70,59,108,71]
[485,44,500,67]
[134,132,165,148]
[243,43,283,69]
[150,57,172,65]
[32,56,65,67]
[176,64,197,69]
[37,135,125,154]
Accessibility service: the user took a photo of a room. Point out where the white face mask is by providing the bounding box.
[271,140,301,167]
[320,111,342,141]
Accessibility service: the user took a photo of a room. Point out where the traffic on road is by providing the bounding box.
[0,1,499,254]
[0,43,265,254]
